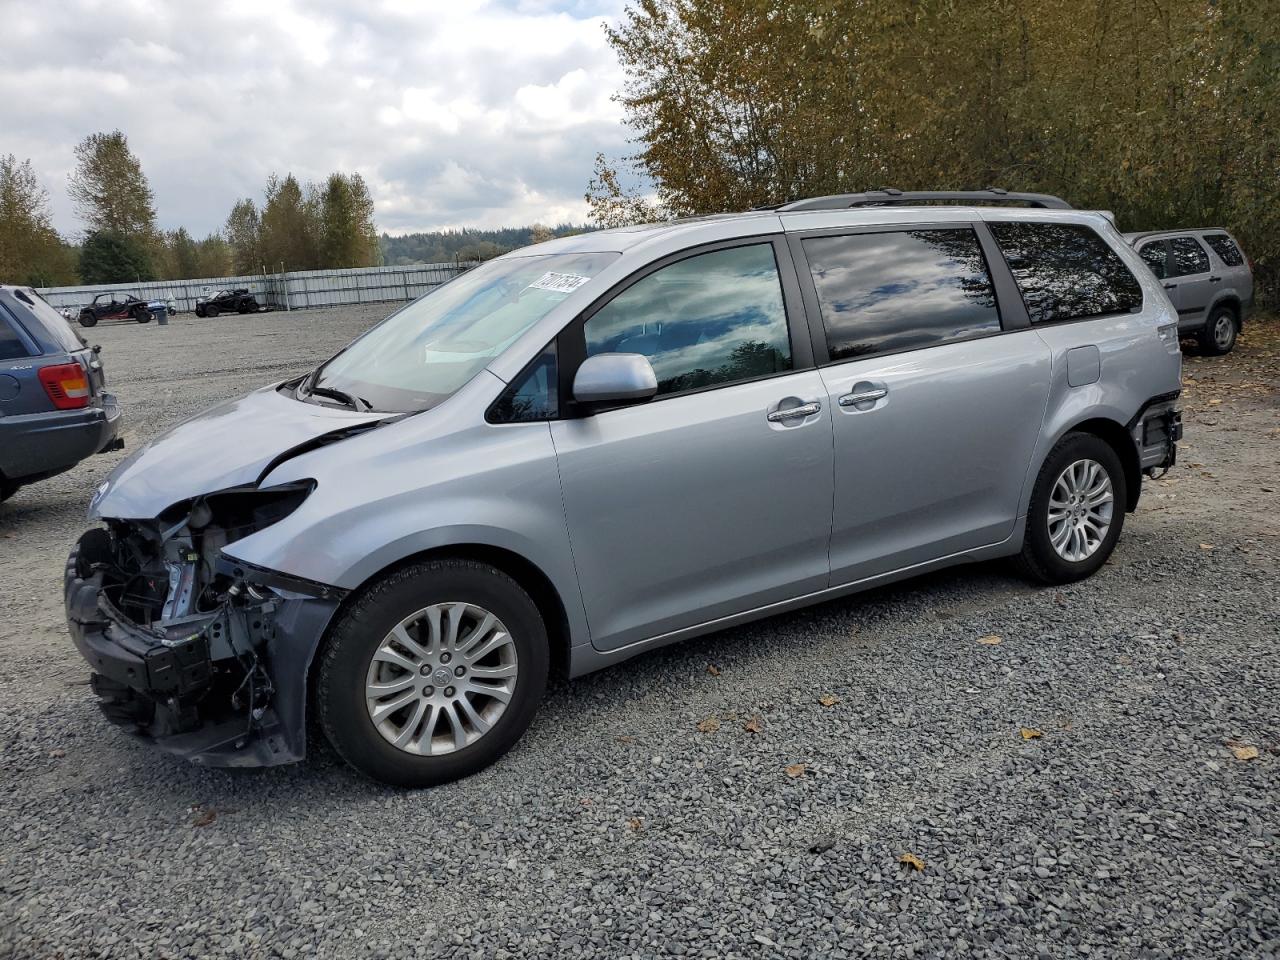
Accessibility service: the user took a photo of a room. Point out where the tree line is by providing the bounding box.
[380,224,588,266]
[589,0,1279,303]
[0,130,381,287]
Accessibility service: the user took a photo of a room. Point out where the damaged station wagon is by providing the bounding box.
[66,190,1183,787]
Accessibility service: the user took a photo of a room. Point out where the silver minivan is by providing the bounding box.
[1126,228,1254,354]
[66,190,1182,786]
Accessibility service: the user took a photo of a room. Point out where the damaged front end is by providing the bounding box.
[64,481,343,767]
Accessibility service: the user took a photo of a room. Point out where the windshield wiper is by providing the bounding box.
[307,385,372,411]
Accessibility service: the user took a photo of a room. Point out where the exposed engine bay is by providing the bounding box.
[65,481,341,766]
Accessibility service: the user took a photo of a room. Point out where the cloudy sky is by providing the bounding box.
[4,0,635,237]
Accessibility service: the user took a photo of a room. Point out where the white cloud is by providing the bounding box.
[0,0,633,236]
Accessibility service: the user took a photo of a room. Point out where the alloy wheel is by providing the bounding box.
[364,602,518,756]
[1213,314,1234,350]
[1047,458,1114,562]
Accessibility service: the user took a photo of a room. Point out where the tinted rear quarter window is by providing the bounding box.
[1169,237,1210,276]
[14,289,85,354]
[0,310,32,361]
[1203,234,1245,267]
[1138,242,1168,279]
[990,222,1142,324]
[803,228,1001,361]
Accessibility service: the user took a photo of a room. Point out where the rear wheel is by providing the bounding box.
[205,305,220,318]
[131,306,152,324]
[1018,432,1127,584]
[316,559,549,787]
[1198,307,1237,356]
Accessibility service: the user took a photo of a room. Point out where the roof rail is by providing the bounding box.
[775,188,1072,212]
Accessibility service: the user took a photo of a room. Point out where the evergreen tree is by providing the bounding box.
[79,230,154,284]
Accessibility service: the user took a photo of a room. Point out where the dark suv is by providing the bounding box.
[77,293,154,328]
[0,286,122,502]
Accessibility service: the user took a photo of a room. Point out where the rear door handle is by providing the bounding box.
[767,401,821,422]
[1163,283,1178,290]
[1209,276,1222,283]
[838,387,888,407]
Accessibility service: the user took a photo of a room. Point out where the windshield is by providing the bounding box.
[308,251,617,413]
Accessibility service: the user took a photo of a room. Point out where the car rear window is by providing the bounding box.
[1169,237,1210,277]
[803,228,1001,361]
[0,309,32,360]
[1203,233,1245,267]
[15,289,86,354]
[989,222,1142,324]
[1138,241,1168,279]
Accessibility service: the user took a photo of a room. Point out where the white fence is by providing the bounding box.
[37,261,477,314]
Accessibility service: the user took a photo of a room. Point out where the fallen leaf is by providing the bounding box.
[784,763,807,778]
[743,716,763,734]
[191,808,217,828]
[1208,398,1222,405]
[818,694,840,707]
[696,716,721,734]
[1230,745,1259,761]
[48,748,66,759]
[1199,543,1215,551]
[706,663,721,677]
[616,735,635,744]
[627,817,643,831]
[1019,727,1043,740]
[977,634,1002,646]
[899,853,926,872]
[579,797,593,807]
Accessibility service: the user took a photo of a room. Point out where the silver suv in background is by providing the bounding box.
[66,190,1182,787]
[1127,228,1254,355]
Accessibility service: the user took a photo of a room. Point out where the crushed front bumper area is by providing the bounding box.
[65,543,340,768]
[1132,395,1182,475]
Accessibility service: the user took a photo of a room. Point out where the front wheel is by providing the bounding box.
[1018,432,1127,584]
[1198,307,1237,356]
[316,559,549,787]
[79,313,98,328]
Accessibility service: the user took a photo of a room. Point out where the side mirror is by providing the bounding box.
[572,353,658,406]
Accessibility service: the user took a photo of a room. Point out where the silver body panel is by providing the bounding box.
[1126,228,1254,332]
[92,206,1182,684]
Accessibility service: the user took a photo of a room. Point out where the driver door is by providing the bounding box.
[550,239,835,651]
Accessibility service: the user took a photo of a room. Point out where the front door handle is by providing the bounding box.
[1163,283,1178,290]
[1209,276,1222,283]
[839,387,888,407]
[767,401,821,422]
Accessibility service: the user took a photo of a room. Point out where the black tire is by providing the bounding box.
[0,478,18,503]
[194,306,205,318]
[316,559,549,788]
[79,313,98,328]
[131,306,152,324]
[1017,431,1127,585]
[205,305,220,318]
[1198,307,1238,356]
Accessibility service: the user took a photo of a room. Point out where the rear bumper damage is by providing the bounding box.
[65,535,340,768]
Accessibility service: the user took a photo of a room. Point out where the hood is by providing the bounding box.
[91,384,387,519]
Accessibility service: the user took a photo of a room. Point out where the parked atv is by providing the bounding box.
[77,293,153,328]
[195,289,259,318]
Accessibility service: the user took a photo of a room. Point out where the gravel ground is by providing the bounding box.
[1,307,1277,959]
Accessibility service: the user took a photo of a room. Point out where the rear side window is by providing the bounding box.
[585,243,792,398]
[16,289,85,354]
[1170,237,1210,277]
[803,228,1001,361]
[1138,242,1168,279]
[990,222,1142,324]
[1203,234,1244,267]
[0,313,31,360]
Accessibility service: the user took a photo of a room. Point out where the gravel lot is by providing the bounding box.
[1,306,1277,959]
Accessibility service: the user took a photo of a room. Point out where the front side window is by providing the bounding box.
[990,222,1142,324]
[489,344,558,423]
[1203,234,1244,268]
[312,251,617,413]
[585,243,792,397]
[1138,242,1168,279]
[803,228,1001,361]
[1170,237,1210,277]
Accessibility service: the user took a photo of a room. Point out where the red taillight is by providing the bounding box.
[38,362,91,410]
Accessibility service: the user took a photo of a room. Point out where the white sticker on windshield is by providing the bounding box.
[526,272,591,295]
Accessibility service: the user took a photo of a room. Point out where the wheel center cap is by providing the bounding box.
[432,667,452,687]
